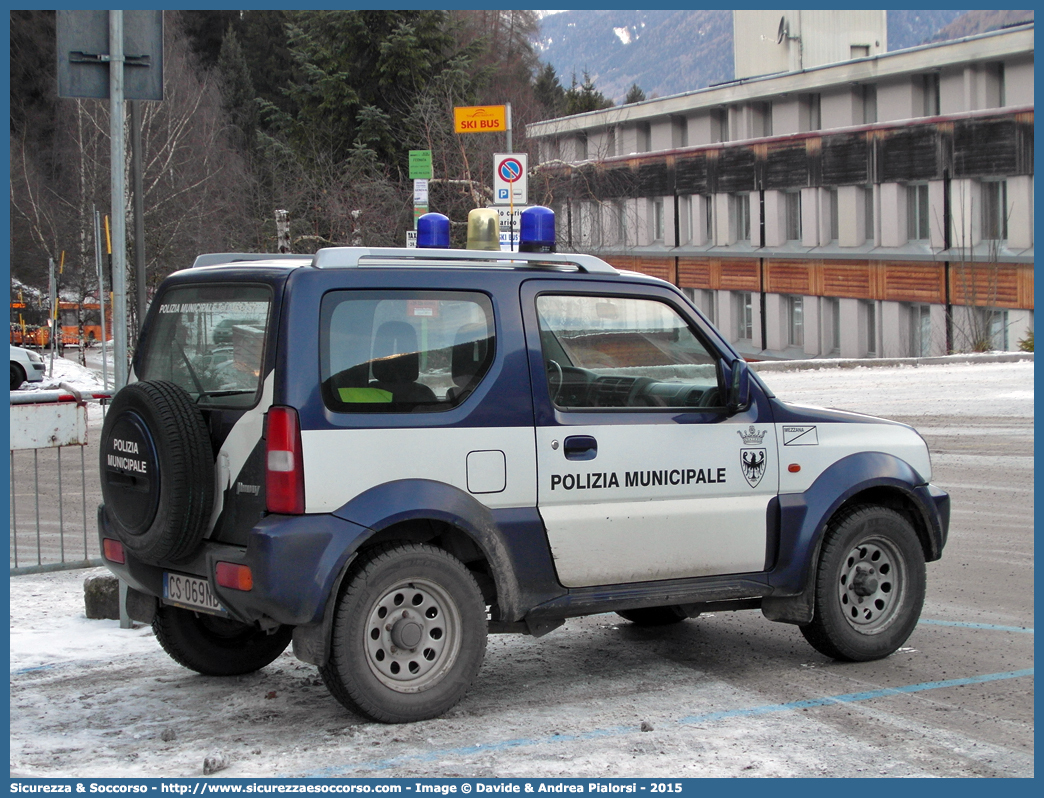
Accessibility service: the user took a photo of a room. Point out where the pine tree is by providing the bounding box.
[624,83,647,104]
[564,71,614,115]
[534,63,567,118]
[217,26,259,152]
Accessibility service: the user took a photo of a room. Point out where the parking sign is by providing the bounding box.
[494,153,527,205]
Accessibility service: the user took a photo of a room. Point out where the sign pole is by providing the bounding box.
[94,208,110,391]
[506,103,514,249]
[506,102,513,154]
[109,10,128,389]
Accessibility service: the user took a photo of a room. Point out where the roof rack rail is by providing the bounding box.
[190,252,309,269]
[310,247,618,275]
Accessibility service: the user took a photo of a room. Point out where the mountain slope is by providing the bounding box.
[537,10,974,103]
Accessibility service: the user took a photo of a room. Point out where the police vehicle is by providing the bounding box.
[98,208,950,724]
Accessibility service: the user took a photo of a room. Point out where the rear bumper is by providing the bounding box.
[98,505,370,627]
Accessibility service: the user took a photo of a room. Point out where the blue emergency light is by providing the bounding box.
[519,206,555,253]
[416,213,451,248]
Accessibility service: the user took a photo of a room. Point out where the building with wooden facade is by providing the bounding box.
[526,20,1033,359]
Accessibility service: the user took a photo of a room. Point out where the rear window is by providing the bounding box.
[320,290,494,413]
[137,284,271,407]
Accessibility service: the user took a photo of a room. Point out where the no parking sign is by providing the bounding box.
[494,153,527,205]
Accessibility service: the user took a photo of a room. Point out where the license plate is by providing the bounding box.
[163,572,226,616]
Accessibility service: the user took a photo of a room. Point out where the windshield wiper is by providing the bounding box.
[196,389,255,400]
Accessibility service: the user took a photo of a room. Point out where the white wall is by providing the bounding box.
[763,190,786,247]
[772,98,802,136]
[1007,175,1033,249]
[837,186,865,247]
[650,119,673,152]
[798,188,815,247]
[879,183,907,247]
[821,88,859,129]
[686,112,715,146]
[950,179,981,248]
[1005,57,1035,106]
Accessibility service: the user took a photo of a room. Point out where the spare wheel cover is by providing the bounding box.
[100,380,214,562]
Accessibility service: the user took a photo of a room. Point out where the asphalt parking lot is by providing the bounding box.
[9,360,1035,778]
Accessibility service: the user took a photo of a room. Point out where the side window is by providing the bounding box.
[320,291,494,413]
[536,294,722,410]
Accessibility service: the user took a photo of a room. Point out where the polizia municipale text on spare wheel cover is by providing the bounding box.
[99,380,215,563]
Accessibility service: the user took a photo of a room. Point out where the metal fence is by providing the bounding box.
[9,387,107,574]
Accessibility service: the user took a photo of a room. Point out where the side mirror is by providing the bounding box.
[726,358,751,416]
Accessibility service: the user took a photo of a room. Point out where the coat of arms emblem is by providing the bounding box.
[737,425,768,488]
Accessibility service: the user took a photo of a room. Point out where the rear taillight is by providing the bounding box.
[216,562,254,591]
[265,406,305,514]
[102,538,125,564]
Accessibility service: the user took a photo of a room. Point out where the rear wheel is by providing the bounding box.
[10,362,25,391]
[320,543,487,723]
[800,505,926,661]
[153,605,292,676]
[617,605,698,626]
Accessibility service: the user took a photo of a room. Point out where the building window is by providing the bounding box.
[638,122,651,153]
[787,296,804,347]
[614,201,627,246]
[986,62,1006,108]
[703,195,713,242]
[828,189,839,241]
[605,127,616,158]
[785,191,802,241]
[577,132,588,161]
[866,301,877,355]
[987,308,1009,350]
[907,183,930,240]
[736,292,754,340]
[672,116,688,148]
[712,108,728,143]
[732,193,750,242]
[754,102,772,137]
[862,85,877,124]
[701,289,716,326]
[982,180,1008,241]
[805,93,822,131]
[865,185,875,243]
[851,44,870,59]
[922,73,940,116]
[652,199,665,242]
[827,298,841,354]
[910,303,932,357]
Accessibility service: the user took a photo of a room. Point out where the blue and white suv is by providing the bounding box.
[99,224,949,723]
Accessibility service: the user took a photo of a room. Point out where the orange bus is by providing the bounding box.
[10,299,110,348]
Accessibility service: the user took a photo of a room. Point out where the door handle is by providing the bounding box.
[563,435,597,461]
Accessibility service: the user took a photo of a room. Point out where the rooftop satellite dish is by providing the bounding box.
[777,16,788,44]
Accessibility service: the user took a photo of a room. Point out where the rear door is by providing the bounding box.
[522,280,778,588]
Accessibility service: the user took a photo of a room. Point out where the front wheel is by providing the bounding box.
[320,543,487,724]
[800,505,926,661]
[11,362,26,391]
[153,605,292,676]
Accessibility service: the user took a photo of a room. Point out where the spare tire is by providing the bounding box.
[100,380,214,562]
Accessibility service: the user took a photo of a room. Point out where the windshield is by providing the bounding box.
[137,284,272,407]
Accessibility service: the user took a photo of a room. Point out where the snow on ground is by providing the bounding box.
[754,357,1034,421]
